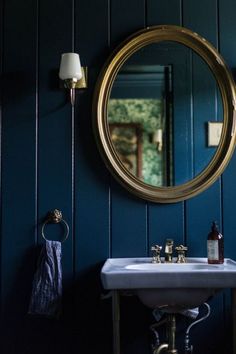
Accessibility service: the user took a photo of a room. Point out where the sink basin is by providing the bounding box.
[125,262,223,271]
[101,257,236,311]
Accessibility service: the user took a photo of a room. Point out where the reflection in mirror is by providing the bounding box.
[108,41,223,187]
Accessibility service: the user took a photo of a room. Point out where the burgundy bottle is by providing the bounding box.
[207,221,224,264]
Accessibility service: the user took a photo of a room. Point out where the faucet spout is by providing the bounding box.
[165,239,174,263]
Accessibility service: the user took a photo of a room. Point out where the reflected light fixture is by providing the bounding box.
[153,128,163,152]
[59,52,88,106]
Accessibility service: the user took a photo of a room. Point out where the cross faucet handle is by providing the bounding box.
[175,245,188,252]
[151,245,162,252]
[175,245,188,263]
[151,245,162,263]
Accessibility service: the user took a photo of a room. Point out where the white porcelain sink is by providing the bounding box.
[101,257,236,311]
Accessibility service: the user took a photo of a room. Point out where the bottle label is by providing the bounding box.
[207,240,219,260]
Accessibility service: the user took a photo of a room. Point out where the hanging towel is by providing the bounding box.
[28,240,62,319]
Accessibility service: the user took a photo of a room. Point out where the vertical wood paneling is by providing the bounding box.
[111,0,145,45]
[1,0,37,351]
[2,0,37,306]
[219,0,236,259]
[183,0,218,45]
[184,1,225,353]
[218,0,236,67]
[26,2,76,353]
[186,184,221,257]
[0,0,3,321]
[147,0,182,26]
[111,186,148,257]
[110,0,148,258]
[74,1,111,353]
[74,0,110,273]
[222,143,236,253]
[149,203,184,248]
[0,1,236,353]
[38,0,73,284]
[219,2,236,350]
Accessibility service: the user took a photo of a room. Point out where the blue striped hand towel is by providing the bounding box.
[28,240,62,319]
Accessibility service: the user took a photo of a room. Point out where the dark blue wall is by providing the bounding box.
[0,0,236,353]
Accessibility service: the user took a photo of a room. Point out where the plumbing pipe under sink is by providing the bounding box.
[151,303,211,354]
[154,343,169,354]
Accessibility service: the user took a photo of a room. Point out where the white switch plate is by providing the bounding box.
[208,122,223,147]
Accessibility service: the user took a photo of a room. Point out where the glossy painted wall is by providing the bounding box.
[0,0,236,353]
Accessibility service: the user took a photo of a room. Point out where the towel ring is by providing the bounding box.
[41,209,69,243]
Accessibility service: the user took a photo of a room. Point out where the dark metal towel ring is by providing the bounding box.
[41,209,69,243]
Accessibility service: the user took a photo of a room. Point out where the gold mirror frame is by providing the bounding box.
[93,25,236,203]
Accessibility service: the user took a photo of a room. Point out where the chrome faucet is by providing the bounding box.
[165,239,174,263]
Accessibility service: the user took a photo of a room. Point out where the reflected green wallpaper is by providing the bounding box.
[108,99,164,186]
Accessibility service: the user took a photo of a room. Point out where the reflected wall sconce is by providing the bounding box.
[59,52,88,106]
[153,128,163,152]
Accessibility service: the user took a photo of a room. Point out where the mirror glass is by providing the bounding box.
[108,41,223,187]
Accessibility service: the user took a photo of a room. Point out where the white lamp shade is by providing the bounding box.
[153,129,163,144]
[59,53,82,80]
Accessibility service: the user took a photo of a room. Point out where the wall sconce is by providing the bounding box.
[59,53,88,106]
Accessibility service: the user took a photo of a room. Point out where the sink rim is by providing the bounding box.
[101,257,236,290]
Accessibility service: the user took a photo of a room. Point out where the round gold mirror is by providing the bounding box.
[93,25,236,203]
